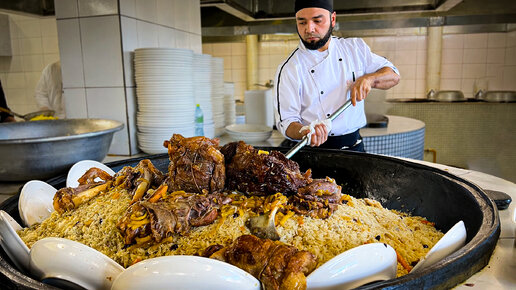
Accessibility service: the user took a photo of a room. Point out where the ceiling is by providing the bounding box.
[200,0,516,36]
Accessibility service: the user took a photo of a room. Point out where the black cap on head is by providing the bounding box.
[295,0,333,14]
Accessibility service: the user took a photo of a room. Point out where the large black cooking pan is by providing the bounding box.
[0,148,499,289]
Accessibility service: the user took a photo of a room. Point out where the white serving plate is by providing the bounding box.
[0,210,30,272]
[29,237,124,290]
[111,255,260,290]
[66,160,115,188]
[225,124,273,143]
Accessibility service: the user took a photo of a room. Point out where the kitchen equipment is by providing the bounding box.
[0,211,30,272]
[0,107,54,121]
[244,89,274,128]
[484,189,512,210]
[285,99,352,159]
[433,90,466,102]
[0,149,499,289]
[0,119,123,181]
[481,91,516,103]
[366,113,389,128]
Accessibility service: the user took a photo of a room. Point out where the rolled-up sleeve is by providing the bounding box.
[273,61,303,139]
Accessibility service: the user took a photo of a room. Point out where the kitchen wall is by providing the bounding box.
[202,29,516,100]
[0,12,59,115]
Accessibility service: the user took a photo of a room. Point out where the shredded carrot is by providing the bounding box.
[421,220,435,226]
[131,258,141,265]
[149,184,168,203]
[396,250,413,272]
[111,191,120,199]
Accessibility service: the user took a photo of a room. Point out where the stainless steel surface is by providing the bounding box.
[434,90,466,102]
[483,91,516,103]
[285,99,352,159]
[0,119,123,182]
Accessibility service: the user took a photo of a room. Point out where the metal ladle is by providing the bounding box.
[0,107,55,121]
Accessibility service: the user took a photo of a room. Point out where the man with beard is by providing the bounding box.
[274,0,400,151]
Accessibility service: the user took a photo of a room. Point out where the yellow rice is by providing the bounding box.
[18,187,443,277]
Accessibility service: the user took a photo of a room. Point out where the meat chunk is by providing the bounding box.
[207,235,317,290]
[117,191,231,244]
[164,134,225,194]
[53,182,110,213]
[289,177,342,219]
[112,159,165,203]
[220,141,311,196]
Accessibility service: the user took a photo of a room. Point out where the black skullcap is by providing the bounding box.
[295,0,333,13]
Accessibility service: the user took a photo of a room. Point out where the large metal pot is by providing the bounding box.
[0,148,499,289]
[0,119,123,181]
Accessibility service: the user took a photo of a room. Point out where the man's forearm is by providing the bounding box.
[367,67,400,90]
[285,122,306,140]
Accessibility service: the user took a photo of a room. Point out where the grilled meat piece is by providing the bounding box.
[112,159,165,203]
[53,182,110,213]
[208,235,317,290]
[77,167,113,185]
[164,134,225,194]
[289,177,342,219]
[220,141,311,196]
[117,192,231,244]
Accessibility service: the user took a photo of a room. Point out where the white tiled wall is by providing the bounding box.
[203,31,516,101]
[0,13,59,115]
[53,0,203,155]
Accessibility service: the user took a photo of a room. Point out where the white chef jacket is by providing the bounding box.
[273,37,399,139]
[35,61,65,118]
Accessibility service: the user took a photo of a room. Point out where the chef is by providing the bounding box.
[274,0,400,151]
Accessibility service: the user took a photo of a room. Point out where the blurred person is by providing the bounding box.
[274,0,400,151]
[0,80,16,123]
[35,61,65,118]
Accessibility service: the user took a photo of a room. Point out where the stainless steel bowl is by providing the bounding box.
[434,90,465,102]
[483,91,516,102]
[0,119,123,181]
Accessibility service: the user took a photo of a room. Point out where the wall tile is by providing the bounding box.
[22,54,44,72]
[441,48,463,64]
[18,20,41,38]
[57,19,84,88]
[416,49,426,65]
[415,79,425,96]
[120,0,136,17]
[120,16,137,88]
[158,26,176,48]
[212,43,231,56]
[507,31,516,47]
[42,37,59,54]
[374,50,395,62]
[4,72,25,89]
[396,36,418,51]
[136,20,159,48]
[258,54,270,69]
[54,0,78,19]
[25,72,41,89]
[463,48,487,64]
[442,34,464,49]
[7,56,23,72]
[487,33,506,48]
[80,16,124,87]
[40,18,57,37]
[125,87,140,154]
[4,88,25,105]
[487,76,503,90]
[189,0,202,35]
[374,37,396,51]
[486,64,504,78]
[202,43,213,55]
[223,69,232,82]
[487,48,505,64]
[416,64,426,80]
[416,36,426,50]
[189,33,202,54]
[395,50,417,65]
[86,87,130,155]
[232,69,246,83]
[269,41,288,55]
[395,78,415,93]
[464,33,488,49]
[19,38,43,55]
[440,78,461,90]
[78,0,118,17]
[173,30,189,50]
[502,66,516,90]
[231,42,246,56]
[156,0,174,27]
[136,0,157,23]
[396,65,416,79]
[461,78,475,94]
[462,63,486,79]
[505,47,516,65]
[362,37,374,49]
[258,42,270,55]
[231,55,246,70]
[63,88,87,118]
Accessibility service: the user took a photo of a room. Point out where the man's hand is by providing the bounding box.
[300,123,328,147]
[349,67,400,106]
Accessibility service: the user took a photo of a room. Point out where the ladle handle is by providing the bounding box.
[0,107,23,118]
[285,99,352,159]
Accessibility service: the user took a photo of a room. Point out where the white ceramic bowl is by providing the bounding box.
[18,180,56,227]
[411,220,467,272]
[0,210,30,272]
[29,237,124,290]
[225,124,272,143]
[66,160,116,188]
[307,243,397,289]
[111,255,261,290]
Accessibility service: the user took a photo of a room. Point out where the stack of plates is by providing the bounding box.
[211,57,225,136]
[193,54,215,138]
[224,82,236,126]
[134,48,196,154]
[225,124,272,143]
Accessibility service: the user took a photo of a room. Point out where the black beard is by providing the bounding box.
[298,24,333,50]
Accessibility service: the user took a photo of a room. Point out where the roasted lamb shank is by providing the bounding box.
[164,134,225,194]
[220,141,312,196]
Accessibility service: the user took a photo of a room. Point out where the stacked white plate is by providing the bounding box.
[225,124,272,143]
[211,57,225,136]
[224,82,236,126]
[134,48,196,154]
[193,54,215,138]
